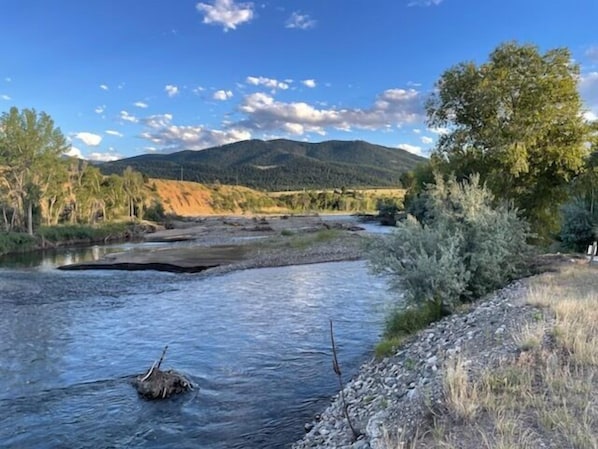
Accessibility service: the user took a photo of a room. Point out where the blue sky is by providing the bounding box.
[1,0,597,161]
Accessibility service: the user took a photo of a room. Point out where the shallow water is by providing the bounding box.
[0,251,395,448]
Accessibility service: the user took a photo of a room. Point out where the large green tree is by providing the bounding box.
[0,107,69,234]
[426,42,589,238]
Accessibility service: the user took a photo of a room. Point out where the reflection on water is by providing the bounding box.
[0,250,396,449]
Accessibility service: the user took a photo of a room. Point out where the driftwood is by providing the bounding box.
[133,346,193,400]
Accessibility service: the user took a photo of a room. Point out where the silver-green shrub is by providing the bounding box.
[370,174,531,312]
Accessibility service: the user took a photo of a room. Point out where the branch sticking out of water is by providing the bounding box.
[329,320,362,442]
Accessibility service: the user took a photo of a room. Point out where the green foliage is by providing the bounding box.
[37,223,128,242]
[0,232,37,254]
[374,336,403,358]
[370,174,531,312]
[559,200,596,252]
[426,42,589,240]
[143,201,167,222]
[99,139,425,191]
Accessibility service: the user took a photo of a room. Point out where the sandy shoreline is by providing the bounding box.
[58,215,372,274]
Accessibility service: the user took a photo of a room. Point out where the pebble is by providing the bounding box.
[291,280,538,449]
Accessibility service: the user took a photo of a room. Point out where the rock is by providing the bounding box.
[133,367,193,399]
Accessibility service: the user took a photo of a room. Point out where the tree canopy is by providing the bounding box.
[426,42,590,238]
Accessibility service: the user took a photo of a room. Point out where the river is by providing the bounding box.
[0,238,396,448]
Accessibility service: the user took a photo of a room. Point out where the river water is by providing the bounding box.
[0,240,396,448]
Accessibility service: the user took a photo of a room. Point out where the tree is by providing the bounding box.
[0,107,69,234]
[426,42,589,239]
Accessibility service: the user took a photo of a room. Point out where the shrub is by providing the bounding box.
[559,200,595,252]
[370,174,531,313]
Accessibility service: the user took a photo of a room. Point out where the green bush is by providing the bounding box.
[370,174,531,313]
[143,201,167,222]
[0,232,36,255]
[560,200,596,252]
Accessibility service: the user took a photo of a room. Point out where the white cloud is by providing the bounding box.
[580,72,598,118]
[120,110,139,123]
[237,87,423,136]
[193,86,206,94]
[429,126,450,135]
[246,76,289,90]
[285,12,316,30]
[412,128,421,134]
[99,84,109,91]
[95,105,106,114]
[63,146,82,158]
[105,130,124,137]
[1,94,10,100]
[88,151,121,162]
[165,84,179,97]
[140,117,251,152]
[196,0,254,31]
[143,113,174,129]
[134,101,149,108]
[399,143,423,155]
[407,0,443,6]
[302,79,316,88]
[586,46,598,63]
[74,132,102,147]
[584,111,597,122]
[213,89,234,100]
[421,136,434,144]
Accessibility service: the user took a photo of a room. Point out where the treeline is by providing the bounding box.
[0,107,150,235]
[103,160,405,191]
[274,189,403,213]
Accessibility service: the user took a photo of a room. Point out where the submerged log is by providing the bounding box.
[133,346,193,400]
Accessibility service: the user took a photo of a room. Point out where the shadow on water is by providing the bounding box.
[0,241,396,449]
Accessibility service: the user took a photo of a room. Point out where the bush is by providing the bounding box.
[143,201,167,222]
[370,174,532,313]
[560,200,596,252]
[0,232,36,255]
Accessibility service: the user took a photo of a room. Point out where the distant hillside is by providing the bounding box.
[101,139,426,190]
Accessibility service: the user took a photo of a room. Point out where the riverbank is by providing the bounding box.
[291,259,597,449]
[58,215,368,273]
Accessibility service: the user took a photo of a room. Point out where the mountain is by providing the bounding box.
[99,139,426,190]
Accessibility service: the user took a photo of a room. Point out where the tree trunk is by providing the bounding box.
[27,201,33,235]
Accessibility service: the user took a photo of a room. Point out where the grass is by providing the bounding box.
[382,264,598,448]
[375,301,444,358]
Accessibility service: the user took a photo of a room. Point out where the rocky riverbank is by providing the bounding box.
[291,275,550,449]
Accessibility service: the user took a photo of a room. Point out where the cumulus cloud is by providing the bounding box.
[1,94,10,100]
[429,126,450,135]
[134,101,149,108]
[302,79,316,88]
[421,136,434,145]
[143,113,174,129]
[584,111,597,122]
[285,12,316,30]
[196,0,254,31]
[99,84,109,91]
[236,87,424,135]
[580,71,598,117]
[213,89,234,100]
[74,132,102,147]
[139,112,251,152]
[246,76,289,90]
[88,151,121,162]
[399,143,423,155]
[105,130,124,137]
[95,105,106,114]
[407,0,443,6]
[165,84,179,97]
[63,146,82,158]
[120,110,139,123]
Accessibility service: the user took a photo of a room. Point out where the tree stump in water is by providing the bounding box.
[133,346,193,400]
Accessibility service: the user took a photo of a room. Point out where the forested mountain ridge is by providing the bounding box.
[99,139,426,190]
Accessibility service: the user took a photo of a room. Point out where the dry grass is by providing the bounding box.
[383,264,598,449]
